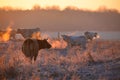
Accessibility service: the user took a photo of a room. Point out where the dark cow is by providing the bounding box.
[22,39,51,62]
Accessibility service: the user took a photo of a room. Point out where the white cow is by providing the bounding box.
[61,31,100,50]
[14,33,25,41]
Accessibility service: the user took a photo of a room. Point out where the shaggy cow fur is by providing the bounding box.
[61,31,100,50]
[22,39,51,61]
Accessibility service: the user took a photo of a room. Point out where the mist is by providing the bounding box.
[0,6,120,31]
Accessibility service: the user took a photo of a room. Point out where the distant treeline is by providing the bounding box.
[0,6,120,31]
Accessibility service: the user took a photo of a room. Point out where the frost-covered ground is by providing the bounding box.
[41,31,120,40]
[0,39,120,80]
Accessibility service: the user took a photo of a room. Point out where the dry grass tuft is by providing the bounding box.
[0,40,120,80]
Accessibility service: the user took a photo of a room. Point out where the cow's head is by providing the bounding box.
[84,31,100,40]
[61,35,70,42]
[38,39,51,49]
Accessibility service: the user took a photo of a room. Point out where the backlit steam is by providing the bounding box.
[48,39,67,49]
[32,32,41,40]
[0,26,12,42]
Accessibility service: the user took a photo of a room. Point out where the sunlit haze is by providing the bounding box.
[0,0,120,11]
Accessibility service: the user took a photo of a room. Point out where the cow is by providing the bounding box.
[17,28,40,38]
[61,31,100,50]
[22,38,51,62]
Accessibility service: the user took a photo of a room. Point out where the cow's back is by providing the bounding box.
[17,28,40,38]
[62,35,87,49]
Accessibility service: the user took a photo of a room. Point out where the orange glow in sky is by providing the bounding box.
[0,0,120,11]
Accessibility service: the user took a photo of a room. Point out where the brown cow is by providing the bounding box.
[22,38,51,62]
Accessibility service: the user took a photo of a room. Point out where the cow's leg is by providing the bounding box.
[30,56,33,64]
[67,44,71,49]
[66,42,70,49]
[34,52,38,61]
[83,45,86,50]
[81,43,86,51]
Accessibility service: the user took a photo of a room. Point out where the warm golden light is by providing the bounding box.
[0,26,12,42]
[0,0,120,11]
[32,32,41,40]
[48,39,67,49]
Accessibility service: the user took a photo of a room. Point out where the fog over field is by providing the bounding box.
[0,6,120,80]
[0,8,120,31]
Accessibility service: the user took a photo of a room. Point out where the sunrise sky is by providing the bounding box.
[0,0,120,11]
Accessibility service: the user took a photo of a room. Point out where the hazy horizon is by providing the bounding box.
[0,0,120,11]
[0,8,120,32]
[0,0,120,31]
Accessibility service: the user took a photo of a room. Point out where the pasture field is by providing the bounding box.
[0,39,120,80]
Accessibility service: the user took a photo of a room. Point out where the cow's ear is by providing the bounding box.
[84,31,88,35]
[94,33,98,36]
[95,33,97,35]
[44,38,48,41]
